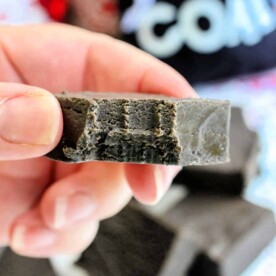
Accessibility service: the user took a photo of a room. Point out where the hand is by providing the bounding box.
[0,23,196,257]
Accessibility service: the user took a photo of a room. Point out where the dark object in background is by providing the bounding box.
[0,195,274,276]
[77,195,275,276]
[0,248,54,276]
[77,203,201,276]
[77,206,179,276]
[164,195,276,276]
[118,0,276,84]
[47,92,230,166]
[173,107,259,195]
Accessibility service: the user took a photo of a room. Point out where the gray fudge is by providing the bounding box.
[47,92,230,165]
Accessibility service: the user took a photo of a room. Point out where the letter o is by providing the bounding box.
[136,2,183,59]
[178,0,225,54]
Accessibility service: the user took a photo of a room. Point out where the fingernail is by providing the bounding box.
[11,225,57,251]
[0,94,59,145]
[54,193,97,229]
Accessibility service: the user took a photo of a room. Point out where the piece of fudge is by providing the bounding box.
[1,195,274,276]
[76,204,198,276]
[163,195,276,276]
[173,107,259,195]
[47,92,230,165]
[75,194,275,276]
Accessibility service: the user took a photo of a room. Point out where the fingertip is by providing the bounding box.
[9,209,57,257]
[41,164,132,230]
[141,63,198,99]
[125,164,181,205]
[10,224,58,256]
[39,175,98,230]
[10,214,99,257]
[50,193,97,230]
[0,83,63,160]
[39,181,67,229]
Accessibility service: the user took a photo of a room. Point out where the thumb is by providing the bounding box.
[0,83,62,160]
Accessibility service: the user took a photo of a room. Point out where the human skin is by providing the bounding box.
[0,23,196,257]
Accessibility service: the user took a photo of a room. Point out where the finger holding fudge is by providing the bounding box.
[0,24,196,97]
[0,24,198,257]
[10,209,99,257]
[0,83,62,160]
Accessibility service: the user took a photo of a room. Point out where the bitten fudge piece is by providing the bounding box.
[47,92,230,165]
[173,107,259,195]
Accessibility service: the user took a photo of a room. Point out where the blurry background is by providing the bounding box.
[0,0,275,275]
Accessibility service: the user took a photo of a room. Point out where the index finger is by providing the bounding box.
[0,23,196,98]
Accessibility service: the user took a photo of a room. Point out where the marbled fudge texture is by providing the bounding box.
[47,92,230,165]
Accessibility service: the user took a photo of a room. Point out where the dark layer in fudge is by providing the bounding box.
[47,92,230,165]
[173,107,259,195]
